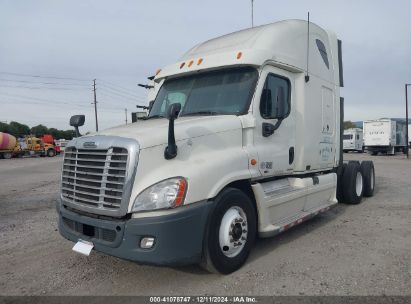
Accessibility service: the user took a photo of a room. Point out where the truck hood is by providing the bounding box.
[96,115,243,149]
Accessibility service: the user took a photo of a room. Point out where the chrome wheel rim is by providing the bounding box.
[219,206,248,258]
[356,171,363,196]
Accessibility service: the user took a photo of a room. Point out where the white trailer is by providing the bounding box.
[343,128,363,152]
[58,20,375,274]
[363,119,407,155]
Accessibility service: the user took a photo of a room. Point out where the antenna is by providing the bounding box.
[305,12,310,83]
[251,0,254,28]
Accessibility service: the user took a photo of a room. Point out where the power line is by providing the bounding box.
[0,92,90,106]
[99,79,146,97]
[99,82,145,100]
[0,71,89,82]
[98,89,146,104]
[0,83,91,91]
[0,78,91,87]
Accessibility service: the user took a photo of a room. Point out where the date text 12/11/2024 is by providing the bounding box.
[149,296,257,303]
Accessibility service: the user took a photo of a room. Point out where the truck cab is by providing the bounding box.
[58,20,374,274]
[343,128,364,152]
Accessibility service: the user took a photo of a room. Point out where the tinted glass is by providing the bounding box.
[316,39,329,69]
[260,74,290,119]
[149,67,258,118]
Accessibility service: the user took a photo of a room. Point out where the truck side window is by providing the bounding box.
[260,74,290,120]
[316,39,329,69]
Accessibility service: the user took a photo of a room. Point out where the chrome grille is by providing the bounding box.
[61,147,128,211]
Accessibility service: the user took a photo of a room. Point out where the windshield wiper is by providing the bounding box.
[144,114,165,120]
[182,111,221,116]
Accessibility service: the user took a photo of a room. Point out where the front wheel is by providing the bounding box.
[201,188,257,274]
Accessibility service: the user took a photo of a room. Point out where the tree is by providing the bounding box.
[30,124,49,136]
[48,128,62,139]
[343,121,356,130]
[61,130,76,140]
[0,122,10,134]
[9,121,30,137]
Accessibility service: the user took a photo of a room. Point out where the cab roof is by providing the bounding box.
[156,19,339,85]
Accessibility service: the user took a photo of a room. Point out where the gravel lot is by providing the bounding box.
[0,153,410,296]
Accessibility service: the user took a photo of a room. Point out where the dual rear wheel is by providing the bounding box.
[337,160,375,204]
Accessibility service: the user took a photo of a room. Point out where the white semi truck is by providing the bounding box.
[343,128,363,152]
[363,118,407,155]
[58,20,375,274]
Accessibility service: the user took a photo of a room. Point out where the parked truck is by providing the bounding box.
[0,132,57,158]
[57,20,375,274]
[363,118,407,155]
[343,128,363,152]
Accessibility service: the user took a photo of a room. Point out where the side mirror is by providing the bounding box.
[166,103,181,120]
[69,115,85,137]
[70,115,85,127]
[164,103,181,160]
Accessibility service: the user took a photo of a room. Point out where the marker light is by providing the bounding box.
[155,69,161,75]
[250,159,257,166]
[197,58,203,65]
[180,62,185,69]
[188,60,194,67]
[236,52,242,59]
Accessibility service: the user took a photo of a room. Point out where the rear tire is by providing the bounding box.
[342,161,364,204]
[47,149,55,157]
[336,163,347,203]
[201,188,256,274]
[360,161,375,197]
[3,152,12,159]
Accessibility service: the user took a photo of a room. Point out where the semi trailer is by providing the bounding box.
[57,20,375,274]
[363,118,407,155]
[343,128,363,152]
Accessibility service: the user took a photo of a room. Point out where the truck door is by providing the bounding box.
[253,66,295,176]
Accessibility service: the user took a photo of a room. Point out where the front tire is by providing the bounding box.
[201,188,257,274]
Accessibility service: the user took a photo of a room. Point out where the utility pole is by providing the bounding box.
[92,79,99,132]
[406,84,410,159]
[251,0,254,27]
[125,108,128,124]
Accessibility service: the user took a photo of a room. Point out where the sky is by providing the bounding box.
[1,0,411,132]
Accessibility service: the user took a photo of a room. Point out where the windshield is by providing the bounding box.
[343,134,353,140]
[149,67,258,118]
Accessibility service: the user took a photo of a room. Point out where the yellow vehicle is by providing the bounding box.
[0,133,56,159]
[20,136,57,157]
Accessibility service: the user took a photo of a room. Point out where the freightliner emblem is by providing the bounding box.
[83,142,97,148]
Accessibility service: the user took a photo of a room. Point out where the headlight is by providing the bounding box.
[131,177,187,212]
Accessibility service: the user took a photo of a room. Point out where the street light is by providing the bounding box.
[406,84,410,159]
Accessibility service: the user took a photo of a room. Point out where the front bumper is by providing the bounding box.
[58,200,214,266]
